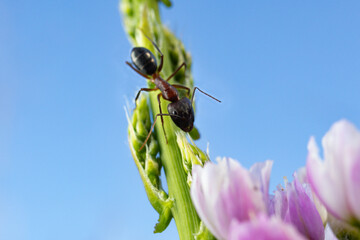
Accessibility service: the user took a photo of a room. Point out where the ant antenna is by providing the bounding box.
[191,87,221,105]
[139,29,163,55]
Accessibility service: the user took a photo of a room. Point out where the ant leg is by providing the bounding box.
[191,87,221,105]
[141,31,164,72]
[126,61,151,79]
[134,88,159,108]
[166,62,187,82]
[139,113,171,151]
[157,93,168,144]
[172,84,191,98]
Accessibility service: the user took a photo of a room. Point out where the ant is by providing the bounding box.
[126,33,221,151]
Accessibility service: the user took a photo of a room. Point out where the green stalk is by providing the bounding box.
[121,0,214,239]
[147,30,200,240]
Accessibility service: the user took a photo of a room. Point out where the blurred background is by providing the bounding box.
[1,0,360,239]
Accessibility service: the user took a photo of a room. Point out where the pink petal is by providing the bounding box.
[306,136,348,220]
[191,158,269,239]
[268,184,288,219]
[269,174,325,240]
[250,160,273,206]
[296,167,328,224]
[349,157,360,220]
[334,121,360,221]
[191,163,225,239]
[306,120,360,223]
[287,176,324,240]
[229,216,307,240]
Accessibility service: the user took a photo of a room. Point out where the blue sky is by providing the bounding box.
[1,0,360,239]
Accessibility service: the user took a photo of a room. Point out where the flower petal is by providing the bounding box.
[307,120,360,223]
[229,216,307,240]
[191,158,269,239]
[296,167,328,225]
[287,175,324,240]
[269,174,325,240]
[306,136,347,220]
[191,163,225,239]
[250,160,273,207]
[268,184,288,220]
[324,225,338,240]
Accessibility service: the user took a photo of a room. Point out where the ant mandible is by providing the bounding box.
[126,33,221,151]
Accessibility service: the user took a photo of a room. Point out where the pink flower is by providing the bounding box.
[229,215,307,240]
[190,158,273,240]
[306,120,360,226]
[296,167,328,225]
[268,174,324,240]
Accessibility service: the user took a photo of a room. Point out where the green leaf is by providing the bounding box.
[159,0,172,7]
[189,126,200,140]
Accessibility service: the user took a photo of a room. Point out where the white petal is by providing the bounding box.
[306,136,350,219]
[191,163,225,239]
[323,120,360,220]
[250,160,273,197]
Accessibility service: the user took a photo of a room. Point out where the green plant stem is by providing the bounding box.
[149,93,200,240]
[121,0,201,238]
[145,13,200,240]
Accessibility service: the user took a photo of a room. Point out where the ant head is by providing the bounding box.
[131,47,158,76]
[167,97,194,132]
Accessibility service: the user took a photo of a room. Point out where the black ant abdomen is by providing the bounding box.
[131,47,158,76]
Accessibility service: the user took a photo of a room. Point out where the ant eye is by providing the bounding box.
[173,110,178,115]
